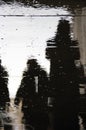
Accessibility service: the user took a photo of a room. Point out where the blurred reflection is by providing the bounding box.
[4,125,12,130]
[0,127,4,130]
[80,114,86,130]
[1,0,86,11]
[15,59,50,130]
[23,111,49,130]
[12,124,25,130]
[0,59,10,111]
[0,1,86,130]
[46,19,81,130]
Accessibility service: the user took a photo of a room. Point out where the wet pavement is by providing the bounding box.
[0,102,86,130]
[0,1,86,130]
[0,105,34,130]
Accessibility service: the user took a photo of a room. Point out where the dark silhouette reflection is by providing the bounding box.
[35,0,86,9]
[79,92,86,130]
[46,19,82,130]
[80,114,86,129]
[15,59,50,130]
[0,59,10,110]
[1,0,86,10]
[24,113,49,130]
[4,124,12,130]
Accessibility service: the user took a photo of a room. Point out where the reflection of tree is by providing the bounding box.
[0,59,10,110]
[46,19,81,130]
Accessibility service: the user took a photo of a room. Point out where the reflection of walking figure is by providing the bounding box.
[14,59,50,130]
[46,19,81,130]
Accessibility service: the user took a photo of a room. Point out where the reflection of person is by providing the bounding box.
[46,19,80,130]
[15,59,49,111]
[4,124,12,130]
[15,59,50,130]
[0,60,10,110]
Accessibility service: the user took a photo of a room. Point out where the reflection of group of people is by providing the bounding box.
[1,19,86,130]
[13,55,80,130]
[14,19,83,130]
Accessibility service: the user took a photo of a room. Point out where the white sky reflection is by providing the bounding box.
[0,1,71,98]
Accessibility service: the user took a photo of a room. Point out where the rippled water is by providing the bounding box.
[0,100,85,130]
[0,1,86,130]
[0,99,24,130]
[0,0,72,97]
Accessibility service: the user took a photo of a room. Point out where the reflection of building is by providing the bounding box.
[73,7,86,74]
